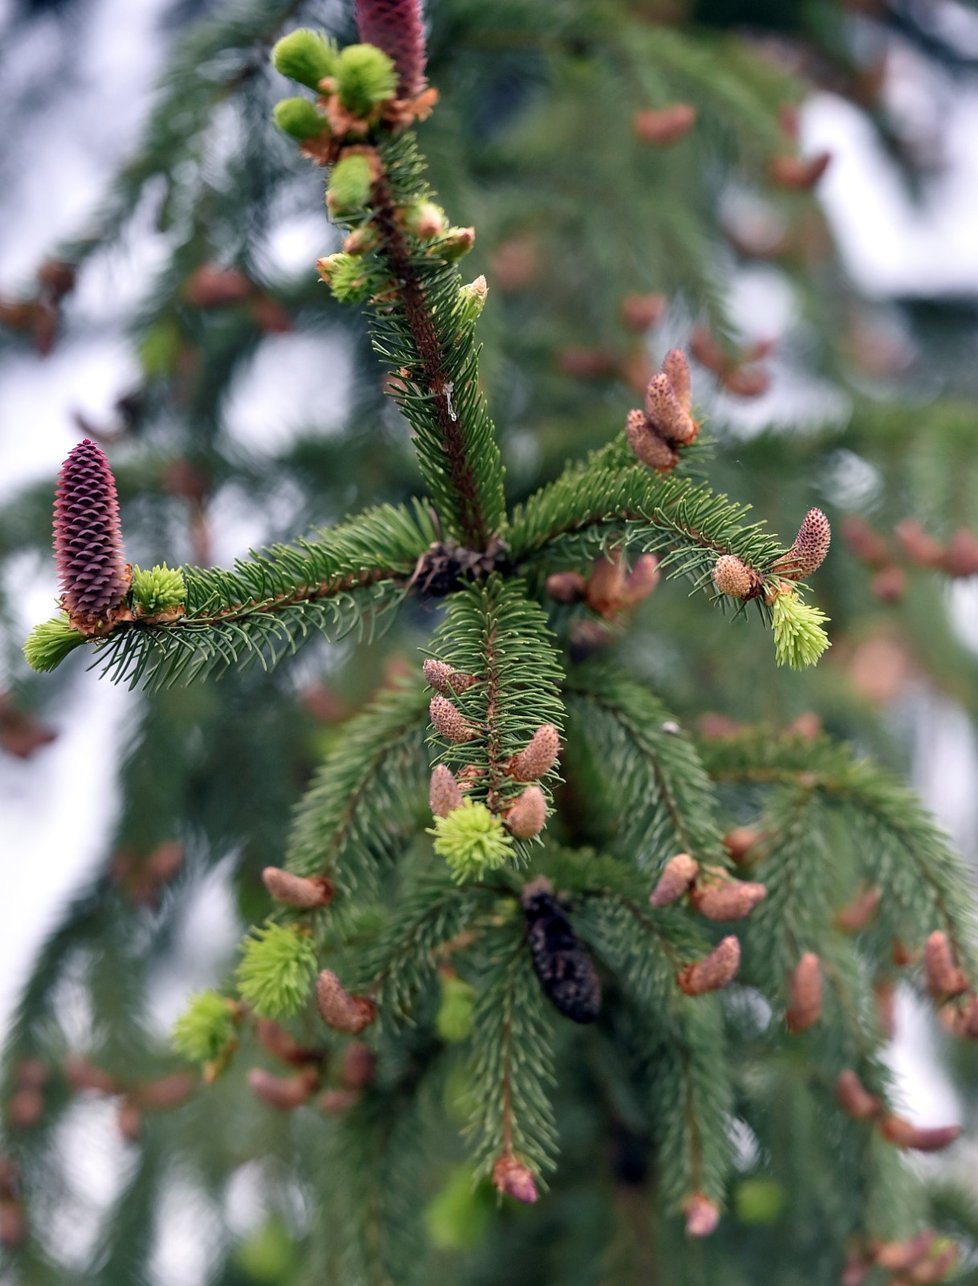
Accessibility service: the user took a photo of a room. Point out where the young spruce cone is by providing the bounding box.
[521,879,601,1023]
[355,0,427,98]
[54,438,130,624]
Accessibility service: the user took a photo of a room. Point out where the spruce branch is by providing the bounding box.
[564,664,727,875]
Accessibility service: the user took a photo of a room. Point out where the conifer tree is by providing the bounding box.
[3,2,978,1283]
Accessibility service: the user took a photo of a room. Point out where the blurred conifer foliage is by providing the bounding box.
[3,1,978,1282]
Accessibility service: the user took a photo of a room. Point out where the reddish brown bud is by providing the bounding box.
[429,764,464,818]
[626,409,679,472]
[183,264,252,308]
[677,936,741,995]
[874,978,896,1038]
[0,1200,27,1250]
[247,1067,318,1111]
[621,292,667,332]
[623,554,661,604]
[835,1069,881,1121]
[133,1072,195,1111]
[689,325,728,374]
[872,1231,937,1273]
[318,1087,361,1114]
[650,853,699,908]
[0,1156,18,1199]
[909,1244,959,1283]
[880,1115,961,1152]
[834,886,882,933]
[768,151,832,189]
[492,1154,538,1204]
[924,931,968,999]
[429,694,477,743]
[53,439,130,624]
[254,1018,316,1066]
[777,508,831,580]
[422,658,479,694]
[721,365,771,398]
[785,953,822,1032]
[316,970,376,1035]
[633,103,697,146]
[557,346,616,380]
[644,373,697,445]
[942,528,978,578]
[6,1088,44,1131]
[37,258,77,300]
[683,1192,720,1238]
[951,994,978,1039]
[505,785,548,838]
[262,866,334,909]
[507,724,560,781]
[585,551,629,617]
[545,571,587,604]
[691,870,767,921]
[339,1042,377,1090]
[63,1053,119,1095]
[723,827,760,864]
[841,516,890,567]
[870,564,906,603]
[712,554,753,598]
[894,520,945,569]
[356,0,427,98]
[15,1059,49,1090]
[116,1097,143,1142]
[661,348,692,412]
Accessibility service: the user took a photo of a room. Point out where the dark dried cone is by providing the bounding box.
[356,0,427,97]
[54,438,129,621]
[522,885,601,1023]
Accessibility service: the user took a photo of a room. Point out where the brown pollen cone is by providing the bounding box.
[785,953,822,1032]
[316,970,376,1035]
[776,508,831,580]
[835,1069,881,1121]
[633,103,697,146]
[923,931,968,999]
[429,764,464,818]
[690,869,767,921]
[262,867,334,909]
[683,1192,720,1238]
[492,1154,538,1203]
[879,1115,961,1152]
[677,936,741,995]
[649,853,699,908]
[507,723,560,781]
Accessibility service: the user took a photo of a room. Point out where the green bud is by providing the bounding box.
[236,922,318,1018]
[433,226,476,261]
[316,252,377,304]
[772,584,831,670]
[326,154,374,215]
[273,97,329,140]
[456,275,488,328]
[429,799,515,882]
[435,975,476,1043]
[131,563,186,616]
[424,1167,494,1251]
[402,200,447,240]
[734,1177,785,1224]
[271,29,338,91]
[335,44,397,117]
[23,614,85,672]
[172,990,236,1064]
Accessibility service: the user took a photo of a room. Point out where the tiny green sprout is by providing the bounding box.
[326,154,374,216]
[273,97,329,141]
[172,990,236,1064]
[456,276,488,329]
[23,614,85,672]
[772,584,831,670]
[436,974,476,1042]
[271,29,338,91]
[236,922,317,1018]
[131,563,186,616]
[335,44,397,117]
[316,253,380,304]
[429,799,515,882]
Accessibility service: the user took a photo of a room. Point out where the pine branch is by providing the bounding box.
[701,731,978,983]
[509,447,787,610]
[88,501,437,689]
[465,920,559,1184]
[564,664,727,876]
[334,131,508,549]
[424,574,566,863]
[285,679,430,901]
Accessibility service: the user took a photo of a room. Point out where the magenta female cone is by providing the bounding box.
[53,439,129,623]
[355,0,427,97]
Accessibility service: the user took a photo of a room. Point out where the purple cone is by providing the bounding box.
[355,0,427,97]
[53,439,129,620]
